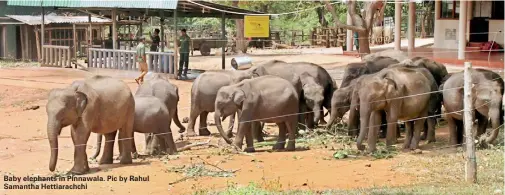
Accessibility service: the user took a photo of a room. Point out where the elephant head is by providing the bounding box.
[214,85,246,144]
[341,62,368,88]
[300,73,324,124]
[326,86,353,127]
[46,88,88,171]
[474,80,503,143]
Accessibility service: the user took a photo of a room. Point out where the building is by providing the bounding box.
[0,2,54,60]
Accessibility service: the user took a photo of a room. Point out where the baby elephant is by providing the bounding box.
[92,96,177,158]
[214,75,300,152]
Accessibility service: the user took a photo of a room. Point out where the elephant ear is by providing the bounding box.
[232,89,245,107]
[383,77,400,99]
[75,91,88,117]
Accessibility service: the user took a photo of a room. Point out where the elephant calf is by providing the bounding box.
[186,69,253,137]
[442,69,504,146]
[46,75,134,174]
[214,75,300,152]
[92,96,177,158]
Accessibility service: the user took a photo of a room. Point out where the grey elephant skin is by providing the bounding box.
[352,66,434,152]
[442,69,504,146]
[91,74,184,158]
[251,60,336,126]
[92,96,178,159]
[46,75,134,174]
[214,75,300,152]
[185,69,254,137]
[335,56,446,140]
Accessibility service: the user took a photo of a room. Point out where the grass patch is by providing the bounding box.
[167,156,239,185]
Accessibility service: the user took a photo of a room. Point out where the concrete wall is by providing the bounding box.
[488,20,504,45]
[434,19,460,49]
[434,19,504,49]
[434,1,504,50]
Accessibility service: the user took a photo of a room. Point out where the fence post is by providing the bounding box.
[463,61,477,183]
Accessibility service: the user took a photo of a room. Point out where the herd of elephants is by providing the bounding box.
[45,50,504,175]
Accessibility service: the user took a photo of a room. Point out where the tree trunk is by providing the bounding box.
[233,1,248,53]
[358,31,371,55]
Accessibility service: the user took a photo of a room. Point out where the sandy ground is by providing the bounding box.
[0,53,464,195]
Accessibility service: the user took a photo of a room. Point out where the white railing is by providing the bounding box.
[88,48,176,75]
[42,45,72,68]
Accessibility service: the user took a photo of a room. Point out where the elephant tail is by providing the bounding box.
[90,134,102,159]
[173,108,186,133]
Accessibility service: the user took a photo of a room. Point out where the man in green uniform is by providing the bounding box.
[135,37,147,85]
[178,29,191,78]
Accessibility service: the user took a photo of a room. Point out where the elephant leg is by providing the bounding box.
[476,112,488,138]
[233,121,247,150]
[90,134,102,159]
[318,108,327,125]
[118,119,133,164]
[410,118,427,150]
[425,117,437,143]
[297,103,307,131]
[402,121,413,149]
[244,123,255,153]
[145,133,155,155]
[69,126,91,174]
[367,111,382,153]
[456,120,464,145]
[286,118,297,151]
[172,108,186,133]
[273,122,287,150]
[252,122,264,142]
[446,116,459,146]
[163,126,177,155]
[306,112,315,129]
[226,112,236,138]
[420,121,428,140]
[156,134,168,155]
[379,111,388,138]
[131,132,138,159]
[198,111,211,136]
[186,107,200,137]
[386,108,399,146]
[148,135,160,155]
[99,131,116,165]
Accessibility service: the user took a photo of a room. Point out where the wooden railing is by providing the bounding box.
[87,48,176,75]
[42,45,72,68]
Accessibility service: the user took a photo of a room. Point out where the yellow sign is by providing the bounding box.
[244,15,269,38]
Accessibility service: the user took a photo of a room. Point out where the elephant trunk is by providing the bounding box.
[313,106,322,125]
[90,134,102,159]
[485,100,502,143]
[356,103,371,150]
[325,104,339,128]
[215,112,233,144]
[47,121,61,172]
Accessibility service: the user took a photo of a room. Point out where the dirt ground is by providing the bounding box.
[0,53,474,195]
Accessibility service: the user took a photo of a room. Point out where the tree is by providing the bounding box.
[232,0,248,53]
[324,0,384,54]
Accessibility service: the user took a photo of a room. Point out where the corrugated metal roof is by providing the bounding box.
[6,15,111,25]
[7,0,178,9]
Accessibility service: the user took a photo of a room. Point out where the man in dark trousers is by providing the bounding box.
[178,29,191,79]
[150,29,161,52]
[149,29,161,65]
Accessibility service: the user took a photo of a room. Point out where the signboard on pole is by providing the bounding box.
[244,15,269,38]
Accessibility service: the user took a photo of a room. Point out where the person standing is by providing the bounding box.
[178,29,191,79]
[135,37,148,85]
[149,29,161,65]
[149,29,161,52]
